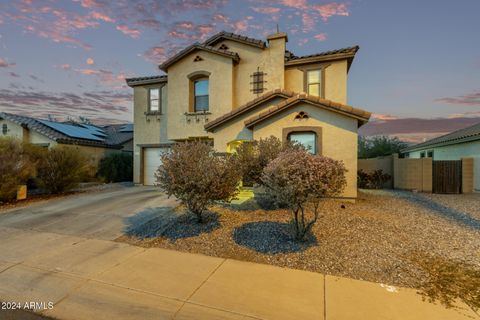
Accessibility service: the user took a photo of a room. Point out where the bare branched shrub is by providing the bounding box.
[262,149,347,240]
[36,146,90,194]
[156,141,240,223]
[0,138,35,202]
[233,136,299,186]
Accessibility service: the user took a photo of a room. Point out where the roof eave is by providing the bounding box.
[402,135,480,153]
[285,52,357,67]
[126,77,167,87]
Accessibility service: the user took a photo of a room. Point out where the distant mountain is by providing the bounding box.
[359,117,480,143]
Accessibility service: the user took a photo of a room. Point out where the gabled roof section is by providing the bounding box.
[126,75,167,87]
[159,43,240,72]
[402,121,480,152]
[244,93,371,129]
[285,46,360,70]
[203,31,266,49]
[204,89,296,132]
[0,112,132,149]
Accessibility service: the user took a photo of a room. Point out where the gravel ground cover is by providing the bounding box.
[117,190,480,290]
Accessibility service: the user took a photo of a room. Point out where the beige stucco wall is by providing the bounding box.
[251,103,358,198]
[0,119,24,140]
[358,155,394,188]
[284,59,348,104]
[393,155,432,192]
[167,51,234,141]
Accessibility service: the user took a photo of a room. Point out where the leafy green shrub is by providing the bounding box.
[36,146,90,194]
[97,153,133,182]
[262,149,347,241]
[357,169,391,189]
[233,136,299,186]
[0,138,35,202]
[156,141,240,223]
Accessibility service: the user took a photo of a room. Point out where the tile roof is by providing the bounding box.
[402,121,480,152]
[204,89,296,131]
[205,90,370,132]
[203,31,266,49]
[244,93,371,128]
[126,75,167,86]
[159,43,240,71]
[0,112,132,149]
[285,46,360,69]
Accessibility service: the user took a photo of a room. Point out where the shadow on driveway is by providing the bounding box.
[393,191,480,231]
[124,208,220,241]
[233,221,317,254]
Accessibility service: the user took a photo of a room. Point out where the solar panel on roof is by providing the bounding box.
[79,124,107,136]
[119,123,133,132]
[38,120,105,142]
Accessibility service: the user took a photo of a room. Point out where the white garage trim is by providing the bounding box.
[143,147,170,186]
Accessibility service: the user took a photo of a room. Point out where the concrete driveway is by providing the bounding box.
[0,185,176,240]
[0,186,478,320]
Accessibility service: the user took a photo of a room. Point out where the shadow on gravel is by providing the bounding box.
[395,191,480,231]
[161,211,220,241]
[233,221,317,254]
[124,207,176,239]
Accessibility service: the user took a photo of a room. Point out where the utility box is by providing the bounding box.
[17,185,27,201]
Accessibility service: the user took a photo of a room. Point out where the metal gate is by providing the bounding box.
[432,160,462,194]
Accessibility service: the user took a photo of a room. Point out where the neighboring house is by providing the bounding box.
[126,31,371,198]
[0,112,133,167]
[402,121,480,191]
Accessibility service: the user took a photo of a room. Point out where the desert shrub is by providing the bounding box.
[357,169,391,189]
[97,153,133,182]
[0,138,35,202]
[233,136,299,186]
[156,141,240,223]
[358,135,408,159]
[262,149,347,240]
[36,146,90,194]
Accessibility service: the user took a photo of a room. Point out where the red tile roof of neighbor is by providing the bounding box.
[402,121,480,152]
[204,89,371,132]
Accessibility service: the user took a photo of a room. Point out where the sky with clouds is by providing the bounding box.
[0,0,479,127]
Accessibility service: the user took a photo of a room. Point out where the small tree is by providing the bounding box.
[358,135,408,159]
[262,149,347,240]
[36,146,90,194]
[156,141,240,223]
[97,153,133,182]
[0,138,35,202]
[233,136,299,186]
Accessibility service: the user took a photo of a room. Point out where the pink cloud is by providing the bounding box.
[91,11,114,23]
[251,7,281,14]
[436,90,480,106]
[9,72,20,78]
[60,64,71,70]
[301,13,315,32]
[314,32,327,41]
[75,68,130,88]
[281,0,308,9]
[0,58,15,68]
[371,113,400,121]
[143,46,167,64]
[116,24,141,38]
[86,58,94,65]
[176,22,194,30]
[231,20,248,33]
[313,3,349,21]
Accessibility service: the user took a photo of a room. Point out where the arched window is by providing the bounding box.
[194,78,209,112]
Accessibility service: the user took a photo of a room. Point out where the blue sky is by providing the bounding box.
[0,0,479,131]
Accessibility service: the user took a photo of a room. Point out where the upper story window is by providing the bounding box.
[148,85,166,113]
[194,78,209,112]
[306,69,322,97]
[288,131,317,154]
[149,88,160,112]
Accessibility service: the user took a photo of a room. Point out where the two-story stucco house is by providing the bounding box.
[126,31,371,198]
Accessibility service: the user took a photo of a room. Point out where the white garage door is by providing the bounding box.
[144,147,169,186]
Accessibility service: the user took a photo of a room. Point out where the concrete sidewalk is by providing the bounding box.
[0,226,478,320]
